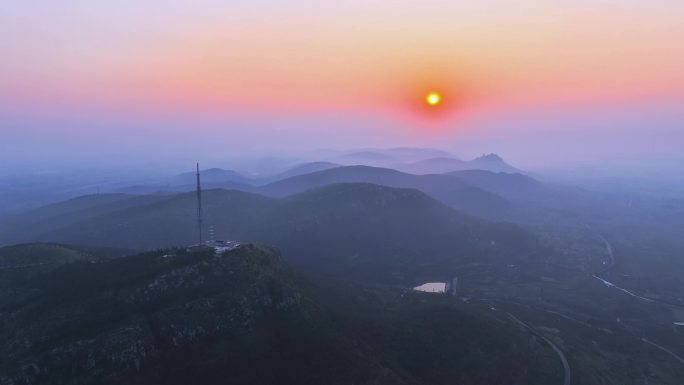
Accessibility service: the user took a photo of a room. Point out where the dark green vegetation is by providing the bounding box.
[0,193,167,248]
[0,244,559,385]
[2,159,684,384]
[2,183,544,282]
[0,243,99,285]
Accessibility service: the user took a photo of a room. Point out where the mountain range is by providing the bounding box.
[114,152,521,193]
[111,163,542,218]
[398,154,520,174]
[1,183,544,282]
[2,151,684,384]
[259,165,513,216]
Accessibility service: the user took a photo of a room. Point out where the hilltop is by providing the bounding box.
[0,244,558,385]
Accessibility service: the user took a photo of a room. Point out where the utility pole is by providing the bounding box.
[196,163,203,245]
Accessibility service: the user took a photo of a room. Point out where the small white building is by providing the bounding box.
[206,240,241,255]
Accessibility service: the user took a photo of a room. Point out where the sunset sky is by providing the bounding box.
[1,1,683,172]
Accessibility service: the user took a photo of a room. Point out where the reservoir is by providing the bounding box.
[413,282,446,293]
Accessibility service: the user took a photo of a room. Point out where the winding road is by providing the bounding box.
[641,338,684,365]
[590,231,684,367]
[592,274,655,302]
[504,311,571,385]
[590,232,655,302]
[590,235,682,307]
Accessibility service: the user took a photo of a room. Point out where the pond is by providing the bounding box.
[413,282,446,293]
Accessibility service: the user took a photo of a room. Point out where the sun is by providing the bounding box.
[426,92,441,106]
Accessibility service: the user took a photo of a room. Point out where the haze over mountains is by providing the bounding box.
[1,183,542,281]
[0,149,545,259]
[4,0,684,382]
[1,147,684,384]
[118,150,521,191]
[0,148,524,213]
[107,152,534,220]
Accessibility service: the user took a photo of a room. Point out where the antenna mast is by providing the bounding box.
[196,163,203,244]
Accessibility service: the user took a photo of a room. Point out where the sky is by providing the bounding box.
[1,0,683,174]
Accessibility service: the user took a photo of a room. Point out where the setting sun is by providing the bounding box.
[426,92,441,106]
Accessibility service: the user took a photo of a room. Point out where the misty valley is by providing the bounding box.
[5,0,684,382]
[1,149,683,384]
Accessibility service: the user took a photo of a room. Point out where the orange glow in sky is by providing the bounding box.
[1,1,683,131]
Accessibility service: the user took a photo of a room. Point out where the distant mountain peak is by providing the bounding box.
[458,153,521,173]
[475,153,503,162]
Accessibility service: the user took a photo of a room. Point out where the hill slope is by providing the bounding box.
[244,183,537,279]
[260,165,510,216]
[26,184,543,282]
[258,161,341,184]
[446,170,544,199]
[0,243,99,285]
[0,194,168,246]
[0,245,557,385]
